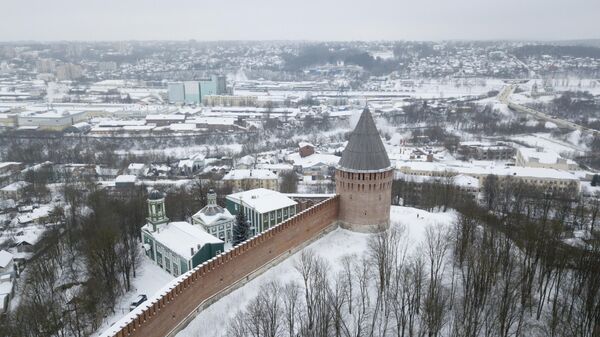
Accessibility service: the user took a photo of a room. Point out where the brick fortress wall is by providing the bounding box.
[107,196,340,337]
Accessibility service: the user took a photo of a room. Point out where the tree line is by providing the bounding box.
[224,179,600,337]
[0,183,149,337]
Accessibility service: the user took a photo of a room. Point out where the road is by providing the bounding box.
[497,85,599,135]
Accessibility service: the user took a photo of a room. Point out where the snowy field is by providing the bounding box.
[93,259,174,336]
[114,143,244,158]
[176,206,456,337]
[512,132,587,154]
[235,78,505,100]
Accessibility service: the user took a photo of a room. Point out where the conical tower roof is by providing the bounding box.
[338,107,391,171]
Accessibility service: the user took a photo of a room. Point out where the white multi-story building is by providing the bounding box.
[398,161,580,193]
[17,110,88,131]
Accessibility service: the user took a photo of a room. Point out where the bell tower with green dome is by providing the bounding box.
[147,189,168,231]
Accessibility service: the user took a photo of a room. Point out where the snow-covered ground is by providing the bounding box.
[175,206,456,337]
[512,132,586,154]
[114,143,244,158]
[92,258,175,336]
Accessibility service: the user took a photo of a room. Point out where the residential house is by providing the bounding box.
[223,169,279,191]
[286,152,340,181]
[115,175,137,189]
[298,142,315,158]
[127,163,147,176]
[177,153,205,176]
[0,181,30,200]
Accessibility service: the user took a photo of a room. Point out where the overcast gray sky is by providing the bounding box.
[2,0,599,41]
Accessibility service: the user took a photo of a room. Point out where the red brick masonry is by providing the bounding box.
[109,196,340,337]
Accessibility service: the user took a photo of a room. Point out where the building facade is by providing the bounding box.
[335,107,393,233]
[192,190,235,243]
[398,161,581,193]
[168,76,227,105]
[223,169,279,191]
[167,83,185,104]
[458,142,515,161]
[141,190,224,277]
[203,95,257,107]
[516,147,579,171]
[299,142,315,158]
[17,110,88,131]
[226,188,297,235]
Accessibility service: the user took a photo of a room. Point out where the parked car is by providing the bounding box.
[129,294,147,311]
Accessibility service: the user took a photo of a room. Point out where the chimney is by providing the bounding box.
[191,247,194,255]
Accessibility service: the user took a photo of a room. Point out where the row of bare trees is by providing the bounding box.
[226,177,600,337]
[0,183,148,337]
[226,225,454,337]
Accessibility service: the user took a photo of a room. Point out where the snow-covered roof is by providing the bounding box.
[237,155,256,166]
[143,221,223,260]
[398,161,579,181]
[227,188,297,213]
[123,125,155,131]
[452,174,480,188]
[298,141,314,148]
[256,163,294,171]
[13,225,46,245]
[518,147,576,165]
[0,181,29,192]
[145,114,186,121]
[193,206,234,226]
[128,163,146,170]
[0,250,13,269]
[0,162,21,169]
[98,120,146,127]
[223,169,277,181]
[17,205,52,224]
[186,117,236,125]
[115,175,137,183]
[20,110,85,119]
[170,123,197,131]
[286,152,340,168]
[178,154,205,169]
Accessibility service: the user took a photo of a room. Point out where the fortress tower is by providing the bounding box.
[335,107,393,232]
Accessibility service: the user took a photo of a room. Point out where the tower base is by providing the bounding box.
[338,220,389,233]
